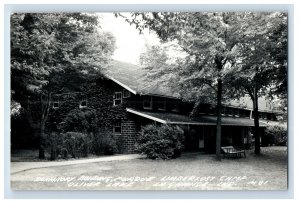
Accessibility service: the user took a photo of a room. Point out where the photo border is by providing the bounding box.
[3,3,294,199]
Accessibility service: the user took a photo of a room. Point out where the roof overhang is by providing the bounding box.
[126,108,167,124]
[126,108,268,127]
[105,75,137,95]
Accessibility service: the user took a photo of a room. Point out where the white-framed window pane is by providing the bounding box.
[113,121,121,134]
[53,101,59,108]
[114,92,122,106]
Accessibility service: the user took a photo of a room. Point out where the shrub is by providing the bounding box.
[136,124,184,160]
[93,133,118,155]
[62,132,92,158]
[46,132,92,160]
[58,108,98,134]
[46,132,63,160]
[265,125,287,146]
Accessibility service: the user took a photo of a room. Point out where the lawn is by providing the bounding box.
[10,146,287,190]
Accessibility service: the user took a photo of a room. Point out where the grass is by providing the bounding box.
[10,146,287,190]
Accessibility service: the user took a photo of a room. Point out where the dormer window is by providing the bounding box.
[113,92,122,106]
[171,102,179,112]
[123,89,131,98]
[143,95,152,110]
[157,98,166,111]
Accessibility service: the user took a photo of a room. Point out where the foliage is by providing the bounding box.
[46,132,93,160]
[136,124,184,160]
[11,13,116,158]
[120,12,287,156]
[11,13,116,98]
[58,108,98,133]
[93,133,119,155]
[46,131,119,160]
[265,125,287,146]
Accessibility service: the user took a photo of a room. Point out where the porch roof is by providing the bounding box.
[126,108,268,127]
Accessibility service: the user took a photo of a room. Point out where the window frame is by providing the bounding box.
[113,120,122,134]
[123,89,131,98]
[157,98,166,111]
[52,101,59,109]
[143,95,153,110]
[79,97,87,109]
[171,102,180,113]
[113,91,122,106]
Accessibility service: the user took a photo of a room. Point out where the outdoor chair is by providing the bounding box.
[221,146,246,159]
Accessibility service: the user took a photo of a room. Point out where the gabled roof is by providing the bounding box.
[104,60,180,98]
[104,60,282,113]
[127,108,268,127]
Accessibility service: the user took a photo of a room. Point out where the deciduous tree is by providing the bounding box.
[11,13,116,158]
[120,12,287,157]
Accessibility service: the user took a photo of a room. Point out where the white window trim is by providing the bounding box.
[143,96,153,110]
[123,89,131,98]
[53,101,59,109]
[113,121,122,134]
[79,97,87,109]
[158,99,166,111]
[113,91,122,106]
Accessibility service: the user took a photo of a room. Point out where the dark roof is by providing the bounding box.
[126,108,268,127]
[104,60,180,98]
[105,60,281,112]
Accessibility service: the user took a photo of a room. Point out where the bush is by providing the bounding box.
[93,133,118,155]
[265,125,287,146]
[46,132,92,160]
[58,108,98,134]
[136,124,184,160]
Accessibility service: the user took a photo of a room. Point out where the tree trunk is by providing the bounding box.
[39,121,46,159]
[253,89,261,155]
[38,92,51,159]
[216,77,222,160]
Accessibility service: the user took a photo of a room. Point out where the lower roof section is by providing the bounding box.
[126,108,268,127]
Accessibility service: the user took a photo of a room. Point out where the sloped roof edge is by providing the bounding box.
[105,75,137,95]
[126,108,268,127]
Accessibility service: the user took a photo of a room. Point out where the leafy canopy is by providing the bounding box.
[11,13,116,103]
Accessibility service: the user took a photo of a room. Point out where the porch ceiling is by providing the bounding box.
[126,108,268,127]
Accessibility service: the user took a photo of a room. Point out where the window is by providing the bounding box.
[262,113,267,120]
[79,95,87,108]
[233,109,239,117]
[157,98,166,111]
[226,108,233,116]
[171,102,180,112]
[221,107,226,116]
[53,101,59,109]
[113,92,122,106]
[123,89,131,98]
[113,121,122,134]
[143,96,152,109]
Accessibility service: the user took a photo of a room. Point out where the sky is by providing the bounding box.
[98,13,160,65]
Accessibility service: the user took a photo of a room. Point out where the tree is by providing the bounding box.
[120,12,258,159]
[224,13,287,154]
[119,12,287,157]
[11,13,116,158]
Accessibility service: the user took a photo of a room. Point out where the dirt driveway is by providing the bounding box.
[10,146,288,190]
